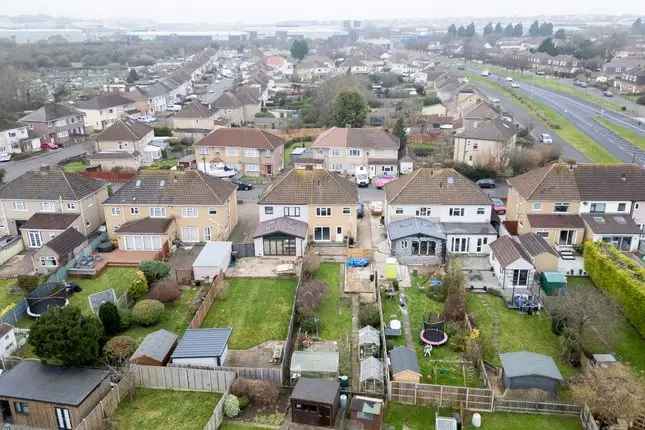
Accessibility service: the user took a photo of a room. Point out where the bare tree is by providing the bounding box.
[570,363,645,425]
[443,259,467,322]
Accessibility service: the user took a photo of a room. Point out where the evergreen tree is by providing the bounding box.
[447,24,457,38]
[393,117,406,145]
[332,91,367,128]
[457,25,467,38]
[529,20,540,37]
[494,23,504,34]
[126,68,139,83]
[539,22,554,36]
[554,29,566,40]
[98,302,121,336]
[514,23,523,37]
[290,39,309,61]
[537,38,559,56]
[503,23,515,37]
[632,18,643,34]
[483,22,494,36]
[466,22,476,37]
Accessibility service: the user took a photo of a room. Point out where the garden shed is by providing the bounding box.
[489,236,535,290]
[359,325,380,357]
[349,396,384,430]
[500,351,564,395]
[389,346,421,383]
[290,351,339,381]
[290,378,340,427]
[130,329,178,366]
[540,272,567,296]
[360,356,384,393]
[170,328,232,368]
[192,241,232,281]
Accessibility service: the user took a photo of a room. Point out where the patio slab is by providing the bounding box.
[226,256,298,278]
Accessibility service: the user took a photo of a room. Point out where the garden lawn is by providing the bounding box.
[314,263,352,375]
[0,279,23,314]
[121,287,198,342]
[113,388,220,430]
[201,277,296,349]
[385,403,582,430]
[69,268,139,315]
[467,73,618,164]
[62,160,87,173]
[566,277,645,378]
[220,423,266,430]
[595,117,645,151]
[466,293,576,378]
[381,293,405,348]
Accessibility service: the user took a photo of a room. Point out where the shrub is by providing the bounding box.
[453,163,498,181]
[230,378,251,397]
[147,279,182,303]
[423,95,441,106]
[442,260,466,322]
[412,146,433,157]
[128,271,149,302]
[139,261,171,283]
[98,302,121,335]
[238,396,250,410]
[17,275,40,294]
[223,394,240,418]
[296,279,327,318]
[584,241,645,336]
[359,304,380,327]
[104,336,136,364]
[119,308,133,330]
[637,95,645,105]
[231,379,279,407]
[302,255,321,279]
[132,299,164,326]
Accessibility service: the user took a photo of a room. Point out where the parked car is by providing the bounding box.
[491,197,506,215]
[539,133,553,144]
[369,201,383,215]
[232,180,253,191]
[357,203,365,219]
[374,176,397,189]
[40,140,60,151]
[511,82,520,88]
[476,178,496,189]
[0,153,11,162]
[603,90,614,97]
[210,166,237,178]
[505,76,514,82]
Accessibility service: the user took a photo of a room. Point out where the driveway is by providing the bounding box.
[229,201,259,243]
[2,141,93,182]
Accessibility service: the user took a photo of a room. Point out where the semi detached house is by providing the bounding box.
[255,168,358,256]
[103,170,237,252]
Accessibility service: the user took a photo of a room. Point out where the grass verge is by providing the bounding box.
[595,117,645,151]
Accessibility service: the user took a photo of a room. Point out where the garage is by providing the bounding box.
[254,216,308,257]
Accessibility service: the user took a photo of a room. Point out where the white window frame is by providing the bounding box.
[532,202,541,211]
[66,202,77,210]
[199,146,209,155]
[130,207,140,215]
[225,147,240,156]
[12,201,26,211]
[27,231,42,248]
[617,202,627,212]
[40,256,57,267]
[244,148,259,158]
[316,207,331,217]
[245,164,259,172]
[264,206,274,215]
[181,226,199,243]
[554,202,570,213]
[395,208,404,215]
[343,207,351,215]
[149,207,166,218]
[348,148,361,157]
[450,237,469,253]
[40,201,57,212]
[449,207,465,217]
[314,226,331,242]
[208,208,217,215]
[416,207,431,217]
[111,207,121,216]
[284,207,301,217]
[56,407,72,430]
[477,207,485,215]
[182,207,198,218]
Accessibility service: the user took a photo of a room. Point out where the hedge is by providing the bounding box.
[584,241,645,336]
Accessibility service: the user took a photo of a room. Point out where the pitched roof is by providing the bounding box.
[254,216,308,239]
[358,325,380,346]
[387,217,446,241]
[389,346,421,375]
[385,168,492,205]
[0,361,109,406]
[526,214,585,229]
[517,233,558,257]
[0,168,105,201]
[500,351,563,381]
[581,213,641,235]
[463,101,498,120]
[21,213,79,230]
[76,94,134,110]
[508,163,645,201]
[458,118,516,141]
[291,378,340,404]
[105,170,236,206]
[311,127,400,151]
[96,118,152,142]
[171,328,232,359]
[44,228,86,257]
[259,168,358,205]
[115,218,173,234]
[291,351,340,374]
[19,103,83,123]
[490,236,531,267]
[195,128,285,150]
[130,329,178,363]
[360,356,383,383]
[174,101,212,119]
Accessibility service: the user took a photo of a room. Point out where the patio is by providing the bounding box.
[225,256,297,278]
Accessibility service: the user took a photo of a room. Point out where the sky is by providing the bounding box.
[0,0,643,24]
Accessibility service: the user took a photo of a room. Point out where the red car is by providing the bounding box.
[491,197,506,215]
[374,175,397,189]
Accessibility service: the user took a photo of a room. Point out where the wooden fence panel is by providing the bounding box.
[494,398,581,416]
[190,275,225,329]
[76,375,134,430]
[131,364,235,393]
[390,381,494,412]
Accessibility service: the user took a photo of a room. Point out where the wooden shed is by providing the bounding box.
[389,346,421,383]
[129,329,178,366]
[0,361,110,430]
[290,378,340,427]
[349,396,384,430]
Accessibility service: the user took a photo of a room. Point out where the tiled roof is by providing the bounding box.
[508,163,645,201]
[96,119,152,142]
[526,214,585,229]
[463,101,498,120]
[195,128,285,150]
[105,170,236,206]
[19,103,83,123]
[254,216,308,239]
[0,168,104,201]
[116,218,174,234]
[457,118,516,141]
[311,127,400,151]
[76,94,134,110]
[581,213,641,235]
[174,101,212,119]
[517,233,558,257]
[490,235,531,267]
[45,228,87,257]
[21,213,79,231]
[259,168,358,205]
[384,168,492,205]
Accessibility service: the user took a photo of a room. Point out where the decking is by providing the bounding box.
[69,250,161,277]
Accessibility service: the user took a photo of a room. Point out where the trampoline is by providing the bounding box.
[26,282,77,318]
[420,318,449,346]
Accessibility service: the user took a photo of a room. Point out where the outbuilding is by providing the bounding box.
[349,396,384,430]
[358,325,381,357]
[130,329,178,366]
[500,351,564,395]
[192,241,232,281]
[389,346,421,383]
[387,217,446,265]
[489,236,535,290]
[290,378,340,427]
[171,328,232,368]
[517,233,559,273]
[290,351,339,381]
[253,216,308,257]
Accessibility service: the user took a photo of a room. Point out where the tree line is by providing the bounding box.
[447,21,559,39]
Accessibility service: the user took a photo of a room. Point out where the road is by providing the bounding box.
[466,79,589,162]
[1,141,93,182]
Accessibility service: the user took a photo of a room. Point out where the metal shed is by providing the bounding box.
[290,351,339,381]
[171,328,232,368]
[360,357,384,393]
[540,272,567,296]
[359,325,380,357]
[500,351,564,395]
[192,241,232,281]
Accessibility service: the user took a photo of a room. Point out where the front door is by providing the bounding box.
[0,400,12,423]
[336,226,343,242]
[559,230,575,246]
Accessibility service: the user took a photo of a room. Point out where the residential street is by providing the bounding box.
[1,141,93,182]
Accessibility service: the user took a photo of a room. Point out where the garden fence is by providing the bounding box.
[189,273,225,329]
[203,382,231,430]
[130,364,235,393]
[76,374,134,430]
[281,261,303,386]
[580,404,600,430]
[390,381,495,412]
[494,398,581,415]
[170,362,283,385]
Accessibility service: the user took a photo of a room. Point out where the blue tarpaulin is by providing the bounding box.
[346,258,369,268]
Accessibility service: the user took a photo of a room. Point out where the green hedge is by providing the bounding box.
[584,241,645,336]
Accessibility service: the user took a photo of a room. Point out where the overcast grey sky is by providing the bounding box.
[1,0,643,24]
